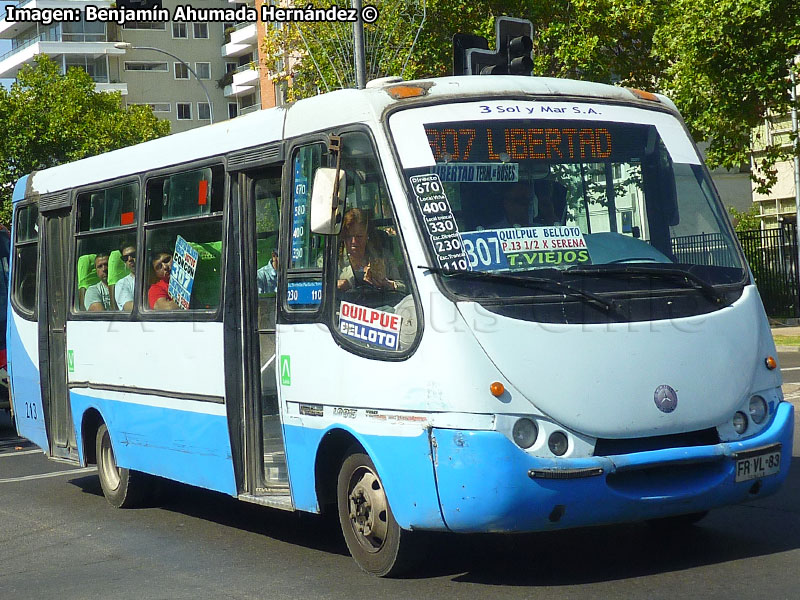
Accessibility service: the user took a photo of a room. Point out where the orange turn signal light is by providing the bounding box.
[628,88,659,102]
[765,356,777,370]
[386,85,428,100]
[490,382,505,397]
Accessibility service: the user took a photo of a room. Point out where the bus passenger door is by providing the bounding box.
[244,167,290,497]
[40,209,77,460]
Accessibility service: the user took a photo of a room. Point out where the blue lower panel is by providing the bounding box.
[433,402,794,533]
[283,424,445,530]
[71,392,236,496]
[7,319,48,452]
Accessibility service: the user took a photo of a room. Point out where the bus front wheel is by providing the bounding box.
[96,423,149,508]
[336,450,419,576]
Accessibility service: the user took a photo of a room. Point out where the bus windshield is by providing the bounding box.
[389,101,746,303]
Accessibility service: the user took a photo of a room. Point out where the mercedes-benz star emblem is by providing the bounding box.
[654,384,678,413]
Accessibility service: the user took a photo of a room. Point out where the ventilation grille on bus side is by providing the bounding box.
[593,428,720,456]
[228,145,283,170]
[39,191,70,212]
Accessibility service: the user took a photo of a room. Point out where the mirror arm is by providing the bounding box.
[329,135,343,227]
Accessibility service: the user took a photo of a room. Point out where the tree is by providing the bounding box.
[728,205,762,232]
[0,55,170,225]
[263,0,799,195]
[653,0,800,193]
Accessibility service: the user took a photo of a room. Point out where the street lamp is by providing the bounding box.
[114,42,214,124]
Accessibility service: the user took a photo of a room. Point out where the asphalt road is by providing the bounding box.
[778,349,800,385]
[1,393,799,599]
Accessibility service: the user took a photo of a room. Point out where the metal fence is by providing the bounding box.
[670,225,800,318]
[672,232,739,268]
[738,223,799,318]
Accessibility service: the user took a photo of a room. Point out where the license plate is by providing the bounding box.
[735,449,781,482]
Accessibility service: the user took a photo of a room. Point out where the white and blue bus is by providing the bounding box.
[8,76,792,576]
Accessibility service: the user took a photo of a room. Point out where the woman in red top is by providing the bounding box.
[148,250,179,310]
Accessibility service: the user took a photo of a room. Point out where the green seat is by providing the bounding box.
[108,250,127,286]
[188,241,222,309]
[77,254,100,289]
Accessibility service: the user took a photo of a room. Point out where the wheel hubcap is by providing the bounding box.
[100,433,121,491]
[348,468,388,552]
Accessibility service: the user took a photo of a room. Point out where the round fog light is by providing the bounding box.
[548,431,569,456]
[512,418,538,449]
[749,395,768,425]
[732,411,748,434]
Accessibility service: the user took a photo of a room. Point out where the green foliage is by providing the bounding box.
[0,55,170,226]
[261,0,799,200]
[728,204,762,232]
[653,0,800,191]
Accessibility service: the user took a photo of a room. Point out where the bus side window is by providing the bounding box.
[285,144,325,311]
[143,165,224,312]
[74,182,139,313]
[331,131,418,354]
[12,204,39,316]
[255,175,281,330]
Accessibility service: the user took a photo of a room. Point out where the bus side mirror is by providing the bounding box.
[310,167,346,235]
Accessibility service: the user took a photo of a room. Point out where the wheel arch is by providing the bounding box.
[80,407,104,466]
[309,425,445,531]
[314,428,362,511]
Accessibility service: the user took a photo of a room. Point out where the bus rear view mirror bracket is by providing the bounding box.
[310,135,346,235]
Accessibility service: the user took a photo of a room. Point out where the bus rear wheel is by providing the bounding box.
[336,450,418,577]
[96,423,149,508]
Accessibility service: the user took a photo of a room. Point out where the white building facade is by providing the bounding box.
[0,0,235,133]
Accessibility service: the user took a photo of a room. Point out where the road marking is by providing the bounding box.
[0,449,44,458]
[781,367,800,372]
[0,467,96,483]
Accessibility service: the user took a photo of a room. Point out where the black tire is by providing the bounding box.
[646,510,709,529]
[337,450,420,577]
[96,423,150,508]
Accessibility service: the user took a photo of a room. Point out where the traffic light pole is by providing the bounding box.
[352,0,367,89]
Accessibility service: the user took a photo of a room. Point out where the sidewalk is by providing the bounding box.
[770,325,800,353]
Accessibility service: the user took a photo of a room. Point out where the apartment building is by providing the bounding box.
[751,113,799,229]
[221,0,292,112]
[0,0,235,133]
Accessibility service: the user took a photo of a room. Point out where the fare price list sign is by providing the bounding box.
[168,235,199,310]
[292,160,308,263]
[409,174,467,272]
[461,226,592,271]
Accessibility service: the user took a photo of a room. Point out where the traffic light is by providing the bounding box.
[453,34,488,76]
[452,16,534,76]
[498,17,534,76]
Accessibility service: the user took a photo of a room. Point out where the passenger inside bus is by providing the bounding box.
[532,179,567,226]
[491,183,534,228]
[148,250,179,310]
[337,208,405,293]
[84,253,111,311]
[257,249,278,295]
[490,180,567,229]
[115,238,137,312]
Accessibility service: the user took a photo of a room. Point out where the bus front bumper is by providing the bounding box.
[430,401,794,533]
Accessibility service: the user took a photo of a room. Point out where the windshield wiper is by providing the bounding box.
[565,265,729,306]
[419,265,627,320]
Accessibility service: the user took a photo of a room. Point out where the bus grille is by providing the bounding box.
[593,428,720,456]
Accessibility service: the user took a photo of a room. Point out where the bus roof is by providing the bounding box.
[15,75,676,202]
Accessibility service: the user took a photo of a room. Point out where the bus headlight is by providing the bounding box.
[732,411,748,434]
[512,418,538,449]
[548,431,569,456]
[749,396,768,425]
